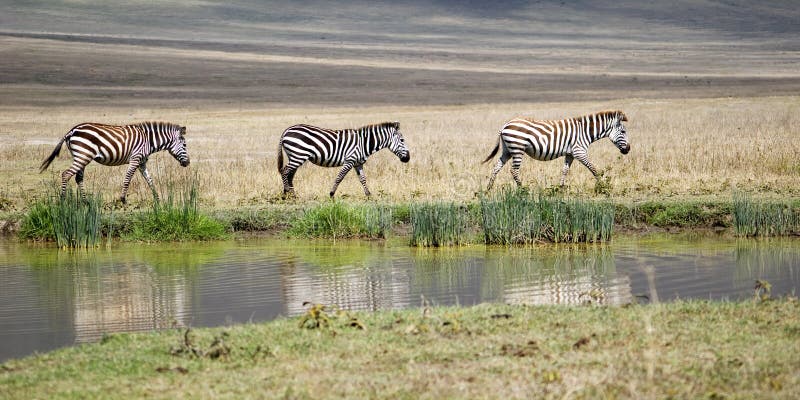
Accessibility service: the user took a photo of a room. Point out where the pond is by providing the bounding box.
[1,235,798,362]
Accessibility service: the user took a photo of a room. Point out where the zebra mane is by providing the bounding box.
[593,110,627,122]
[131,121,184,134]
[357,121,399,132]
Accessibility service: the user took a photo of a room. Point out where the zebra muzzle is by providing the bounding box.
[400,154,410,163]
[620,144,630,154]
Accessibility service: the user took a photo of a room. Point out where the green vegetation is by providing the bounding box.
[624,201,731,228]
[481,189,614,244]
[288,201,392,239]
[409,202,470,246]
[123,184,229,242]
[11,192,800,244]
[733,194,800,236]
[1,300,797,399]
[18,188,102,248]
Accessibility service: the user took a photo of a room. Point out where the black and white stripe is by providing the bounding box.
[39,121,190,203]
[277,121,410,197]
[483,110,630,189]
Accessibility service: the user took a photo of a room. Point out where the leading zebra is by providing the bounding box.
[39,121,190,203]
[483,110,629,190]
[277,121,410,198]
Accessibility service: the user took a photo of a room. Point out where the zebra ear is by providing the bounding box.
[392,121,400,130]
[618,111,628,122]
[180,126,187,136]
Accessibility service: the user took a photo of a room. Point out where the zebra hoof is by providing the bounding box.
[119,197,127,205]
[329,191,335,198]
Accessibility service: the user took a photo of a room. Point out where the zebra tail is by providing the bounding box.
[482,137,500,164]
[39,136,66,173]
[277,141,284,173]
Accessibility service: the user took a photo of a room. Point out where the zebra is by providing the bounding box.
[483,110,629,190]
[277,121,410,198]
[39,121,190,204]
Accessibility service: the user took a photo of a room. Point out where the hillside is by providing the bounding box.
[1,0,798,106]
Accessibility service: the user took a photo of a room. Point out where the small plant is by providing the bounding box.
[754,279,772,301]
[593,167,614,195]
[298,303,332,329]
[170,328,231,360]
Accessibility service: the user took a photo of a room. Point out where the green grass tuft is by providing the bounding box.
[733,194,800,236]
[480,188,614,244]
[124,183,229,242]
[288,201,392,239]
[19,188,103,248]
[409,202,469,246]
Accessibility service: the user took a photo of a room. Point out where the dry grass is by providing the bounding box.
[1,95,799,208]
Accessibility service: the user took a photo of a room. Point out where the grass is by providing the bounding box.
[1,300,798,399]
[18,187,102,248]
[11,194,800,244]
[733,194,800,236]
[481,188,614,244]
[409,202,470,246]
[288,201,392,239]
[2,96,800,208]
[123,183,229,242]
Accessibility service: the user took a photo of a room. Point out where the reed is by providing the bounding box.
[19,188,103,248]
[288,201,392,239]
[733,194,800,236]
[124,182,229,241]
[409,202,469,247]
[480,188,614,244]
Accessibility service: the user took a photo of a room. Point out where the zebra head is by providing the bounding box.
[609,111,630,155]
[387,122,410,163]
[168,126,190,167]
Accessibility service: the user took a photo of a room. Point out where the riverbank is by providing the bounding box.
[1,299,797,399]
[3,194,799,244]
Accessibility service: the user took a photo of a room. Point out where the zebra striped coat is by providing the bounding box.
[277,121,410,197]
[483,110,629,189]
[39,121,190,203]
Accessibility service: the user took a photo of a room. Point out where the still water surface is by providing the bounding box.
[1,235,798,361]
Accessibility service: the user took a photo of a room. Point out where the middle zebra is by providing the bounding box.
[277,121,410,198]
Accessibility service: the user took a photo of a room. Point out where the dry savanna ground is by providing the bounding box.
[0,95,798,208]
[1,1,799,209]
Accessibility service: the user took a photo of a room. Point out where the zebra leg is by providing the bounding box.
[138,162,159,202]
[60,169,75,198]
[120,160,141,204]
[60,158,88,198]
[486,152,510,190]
[560,155,574,187]
[281,166,297,198]
[355,164,371,197]
[75,170,86,200]
[330,163,355,198]
[573,150,599,178]
[510,154,524,187]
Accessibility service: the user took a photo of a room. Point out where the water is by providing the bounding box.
[1,235,798,362]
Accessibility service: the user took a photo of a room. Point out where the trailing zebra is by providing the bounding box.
[39,121,190,203]
[483,110,629,190]
[277,121,410,198]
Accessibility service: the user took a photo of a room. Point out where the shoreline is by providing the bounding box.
[2,300,797,398]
